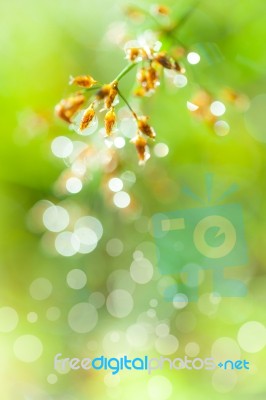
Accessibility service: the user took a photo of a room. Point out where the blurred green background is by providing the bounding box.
[0,0,266,399]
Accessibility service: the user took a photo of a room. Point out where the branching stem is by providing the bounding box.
[117,88,138,122]
[114,62,138,82]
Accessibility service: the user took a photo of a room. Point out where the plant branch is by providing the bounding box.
[114,62,138,82]
[117,88,138,121]
[174,0,201,31]
[84,85,102,93]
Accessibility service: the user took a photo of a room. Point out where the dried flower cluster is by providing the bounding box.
[125,43,185,98]
[55,71,158,164]
[55,4,197,165]
[53,3,247,198]
[56,42,189,163]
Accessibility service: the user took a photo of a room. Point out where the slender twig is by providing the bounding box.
[126,2,201,52]
[174,0,201,31]
[114,62,138,82]
[84,85,102,92]
[165,30,188,50]
[117,88,138,121]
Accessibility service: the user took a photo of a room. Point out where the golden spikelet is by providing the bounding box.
[131,135,147,163]
[105,82,118,109]
[126,47,148,61]
[154,52,173,69]
[69,75,97,88]
[55,94,85,123]
[152,4,170,16]
[79,104,95,131]
[137,116,156,138]
[104,108,116,136]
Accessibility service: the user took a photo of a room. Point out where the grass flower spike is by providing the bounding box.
[79,103,96,131]
[54,2,245,194]
[55,94,85,123]
[104,108,116,136]
[69,74,97,88]
[131,135,148,164]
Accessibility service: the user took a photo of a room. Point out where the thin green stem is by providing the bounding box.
[126,2,201,52]
[174,0,201,31]
[84,85,102,93]
[114,62,138,82]
[127,3,189,49]
[165,30,188,50]
[117,88,138,121]
[163,1,202,50]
